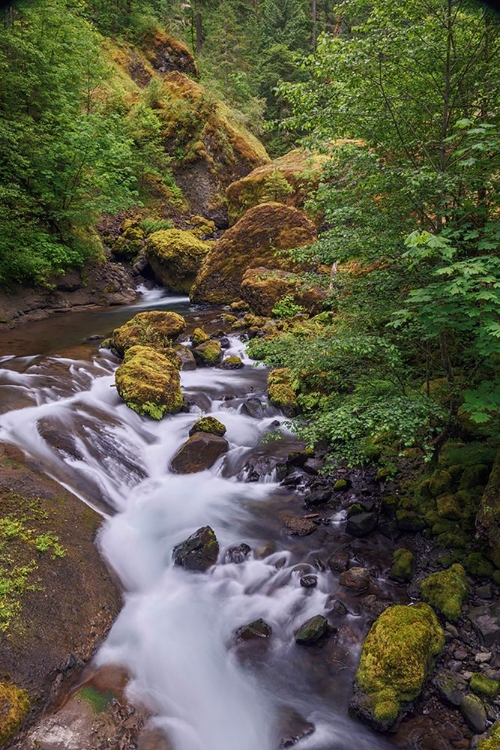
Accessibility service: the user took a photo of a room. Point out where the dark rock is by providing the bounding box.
[175,345,197,371]
[468,603,500,647]
[287,451,310,468]
[281,471,306,488]
[240,455,287,483]
[170,432,229,474]
[283,515,317,537]
[360,595,389,619]
[339,567,370,591]
[476,584,493,600]
[303,458,323,475]
[173,526,219,571]
[327,551,350,572]
[235,618,272,641]
[460,694,487,733]
[224,544,251,564]
[219,336,230,349]
[433,669,467,707]
[346,512,378,537]
[294,615,330,645]
[279,709,315,748]
[240,397,266,419]
[305,489,332,507]
[327,599,348,616]
[300,574,318,588]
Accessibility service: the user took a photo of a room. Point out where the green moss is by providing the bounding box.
[191,327,209,346]
[436,494,462,521]
[396,509,426,532]
[435,531,468,550]
[115,345,183,419]
[477,721,500,750]
[77,685,113,713]
[463,552,494,577]
[470,673,500,698]
[192,340,222,366]
[391,549,414,582]
[429,469,453,498]
[334,479,349,491]
[420,563,468,621]
[268,367,298,415]
[145,229,211,293]
[432,518,458,536]
[189,417,226,438]
[355,603,444,727]
[113,311,186,355]
[493,570,500,585]
[460,464,490,490]
[220,355,244,369]
[111,225,144,260]
[0,682,30,744]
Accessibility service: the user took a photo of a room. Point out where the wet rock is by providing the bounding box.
[460,694,487,733]
[219,355,244,369]
[281,471,307,488]
[468,602,500,647]
[192,340,223,366]
[170,432,229,473]
[240,397,267,419]
[219,336,231,349]
[174,345,197,371]
[278,707,315,748]
[294,615,330,645]
[173,526,219,571]
[339,567,370,592]
[304,488,332,507]
[349,603,445,732]
[189,416,226,438]
[300,574,318,588]
[224,543,251,564]
[360,595,389,619]
[327,599,348,616]
[346,512,378,537]
[433,669,467,707]
[235,618,272,641]
[283,515,317,537]
[240,455,287,483]
[327,550,350,572]
[475,584,493,600]
[303,457,323,475]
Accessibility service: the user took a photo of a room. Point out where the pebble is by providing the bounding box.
[454,649,468,661]
[475,652,492,664]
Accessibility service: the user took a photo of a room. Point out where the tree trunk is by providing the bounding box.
[312,0,317,50]
[196,12,203,55]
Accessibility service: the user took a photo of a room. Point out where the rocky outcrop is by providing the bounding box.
[145,229,211,293]
[240,266,327,317]
[349,603,445,732]
[190,203,317,304]
[115,345,183,419]
[112,310,186,355]
[173,526,219,571]
[170,432,229,473]
[143,30,199,77]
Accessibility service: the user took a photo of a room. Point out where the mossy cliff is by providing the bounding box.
[145,229,211,293]
[349,603,445,732]
[190,202,317,304]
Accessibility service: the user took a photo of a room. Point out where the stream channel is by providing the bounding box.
[0,288,403,750]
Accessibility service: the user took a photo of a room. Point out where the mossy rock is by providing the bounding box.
[123,343,182,370]
[268,367,298,417]
[115,346,183,419]
[188,215,216,238]
[145,229,211,293]
[192,340,223,366]
[112,311,186,355]
[226,148,327,225]
[240,266,327,317]
[436,494,462,521]
[470,673,500,698]
[420,563,468,621]
[111,225,145,260]
[463,552,494,578]
[391,549,414,582]
[191,327,209,346]
[219,355,244,370]
[435,530,469,550]
[190,202,317,304]
[477,721,500,749]
[143,30,199,76]
[189,416,226,438]
[476,448,500,569]
[349,603,444,732]
[395,509,426,532]
[0,682,30,745]
[429,469,453,498]
[230,300,250,312]
[460,464,491,490]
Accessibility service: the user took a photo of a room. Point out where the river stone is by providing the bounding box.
[433,669,467,707]
[236,618,272,641]
[283,515,317,537]
[240,397,267,418]
[173,526,219,571]
[174,345,196,371]
[300,574,318,588]
[327,551,350,572]
[468,602,500,647]
[305,488,332,507]
[346,512,378,537]
[188,416,226,438]
[339,567,370,591]
[278,708,315,748]
[219,355,244,369]
[192,340,223,366]
[224,543,251,564]
[294,615,329,645]
[170,432,229,474]
[460,694,487,733]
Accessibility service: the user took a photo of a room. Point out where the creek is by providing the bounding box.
[0,289,397,750]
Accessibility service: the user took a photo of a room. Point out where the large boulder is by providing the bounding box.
[226,148,326,225]
[145,229,211,293]
[115,346,183,419]
[190,203,317,304]
[240,266,327,317]
[112,311,186,356]
[170,432,229,473]
[420,563,468,622]
[476,448,500,568]
[349,603,445,732]
[173,526,219,571]
[192,340,223,366]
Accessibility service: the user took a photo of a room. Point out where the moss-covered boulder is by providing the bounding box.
[219,355,244,369]
[349,603,445,732]
[226,148,326,225]
[476,448,500,568]
[476,721,500,749]
[429,469,453,497]
[294,615,330,645]
[391,549,414,582]
[115,346,183,419]
[112,311,186,356]
[190,203,317,304]
[111,224,145,260]
[0,682,30,745]
[240,266,327,317]
[170,432,229,473]
[470,673,499,698]
[145,229,211,293]
[268,367,298,417]
[192,339,222,366]
[191,327,210,346]
[420,563,468,621]
[189,416,226,438]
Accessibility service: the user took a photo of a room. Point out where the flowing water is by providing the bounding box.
[0,291,393,750]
